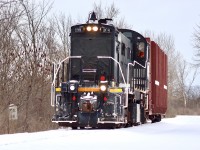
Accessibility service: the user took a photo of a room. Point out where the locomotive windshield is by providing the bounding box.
[71,34,112,57]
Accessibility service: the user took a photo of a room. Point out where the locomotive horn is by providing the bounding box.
[89,11,97,21]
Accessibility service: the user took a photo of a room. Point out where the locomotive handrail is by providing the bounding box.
[51,56,82,106]
[52,56,82,86]
[97,56,126,85]
[126,47,149,108]
[127,60,147,85]
[125,61,147,108]
[127,45,149,88]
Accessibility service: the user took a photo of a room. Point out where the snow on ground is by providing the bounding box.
[0,115,200,150]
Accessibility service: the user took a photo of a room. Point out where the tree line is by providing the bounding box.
[0,0,199,134]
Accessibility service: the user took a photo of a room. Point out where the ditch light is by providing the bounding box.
[99,81,108,93]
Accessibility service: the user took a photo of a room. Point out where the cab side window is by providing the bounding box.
[121,42,125,56]
[137,42,145,58]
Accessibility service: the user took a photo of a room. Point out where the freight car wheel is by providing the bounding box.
[149,115,156,123]
[156,114,161,122]
[150,114,162,123]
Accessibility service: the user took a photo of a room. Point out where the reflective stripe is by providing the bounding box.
[78,87,100,92]
[56,88,61,92]
[109,88,123,93]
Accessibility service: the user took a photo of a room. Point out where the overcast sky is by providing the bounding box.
[50,0,200,83]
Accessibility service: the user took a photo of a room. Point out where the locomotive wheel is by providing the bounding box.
[124,122,132,128]
[72,126,78,129]
[133,122,140,126]
[109,124,116,129]
[156,114,162,122]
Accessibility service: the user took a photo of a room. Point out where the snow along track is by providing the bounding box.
[0,116,200,150]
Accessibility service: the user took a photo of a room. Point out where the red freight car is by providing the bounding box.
[148,40,168,119]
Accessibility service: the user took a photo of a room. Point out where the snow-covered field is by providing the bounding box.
[0,115,200,150]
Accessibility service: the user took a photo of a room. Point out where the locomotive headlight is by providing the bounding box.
[100,85,107,92]
[86,26,92,31]
[68,80,79,93]
[99,81,108,93]
[69,85,75,91]
[92,26,98,31]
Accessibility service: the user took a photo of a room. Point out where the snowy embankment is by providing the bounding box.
[0,115,200,150]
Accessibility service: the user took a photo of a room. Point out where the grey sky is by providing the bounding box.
[51,0,200,84]
[51,0,200,62]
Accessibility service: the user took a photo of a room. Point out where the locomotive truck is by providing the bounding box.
[51,12,168,129]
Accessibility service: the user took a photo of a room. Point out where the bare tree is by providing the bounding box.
[93,2,131,29]
[0,0,25,134]
[14,0,55,132]
[193,24,200,67]
[0,0,73,134]
[54,13,72,58]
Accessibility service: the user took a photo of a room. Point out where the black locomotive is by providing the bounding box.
[51,12,167,129]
